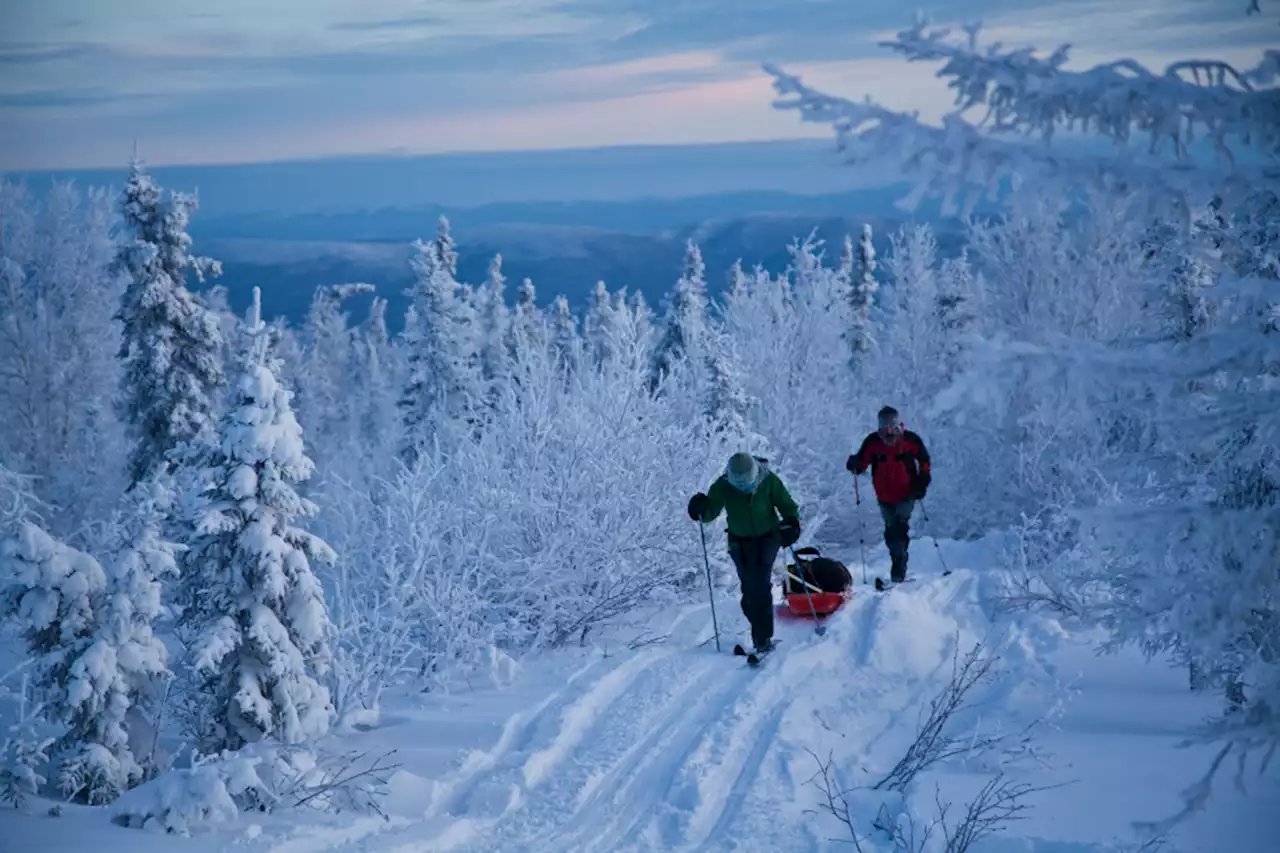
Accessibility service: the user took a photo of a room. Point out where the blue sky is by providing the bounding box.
[0,0,1271,170]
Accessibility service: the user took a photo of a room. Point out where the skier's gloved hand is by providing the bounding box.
[912,472,931,500]
[687,492,709,521]
[845,454,861,474]
[778,517,801,547]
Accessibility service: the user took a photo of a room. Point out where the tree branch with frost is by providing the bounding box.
[880,19,1278,160]
[763,19,1279,215]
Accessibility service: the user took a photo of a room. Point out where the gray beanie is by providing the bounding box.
[726,452,759,492]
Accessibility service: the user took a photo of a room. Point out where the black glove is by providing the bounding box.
[912,472,931,500]
[687,492,709,521]
[779,517,801,547]
[845,454,861,474]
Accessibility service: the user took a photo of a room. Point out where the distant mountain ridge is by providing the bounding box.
[203,203,971,332]
[7,139,886,213]
[188,186,960,242]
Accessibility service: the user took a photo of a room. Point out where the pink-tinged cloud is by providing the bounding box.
[0,0,1272,169]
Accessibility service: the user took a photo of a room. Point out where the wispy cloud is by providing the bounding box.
[329,15,447,32]
[0,0,1271,170]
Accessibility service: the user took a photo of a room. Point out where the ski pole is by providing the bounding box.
[789,547,827,637]
[697,521,722,651]
[918,499,951,576]
[853,474,869,585]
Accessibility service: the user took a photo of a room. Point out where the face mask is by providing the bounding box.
[726,461,758,492]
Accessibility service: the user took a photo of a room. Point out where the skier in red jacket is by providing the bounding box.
[846,406,931,583]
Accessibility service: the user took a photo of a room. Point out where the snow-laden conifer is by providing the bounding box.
[399,219,481,456]
[113,159,226,488]
[56,481,179,803]
[849,224,878,363]
[179,288,337,754]
[649,240,709,391]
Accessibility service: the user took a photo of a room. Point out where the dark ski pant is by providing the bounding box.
[879,500,915,581]
[727,528,780,648]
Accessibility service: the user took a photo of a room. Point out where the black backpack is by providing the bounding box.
[783,546,852,595]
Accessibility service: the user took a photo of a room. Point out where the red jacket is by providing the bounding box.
[851,429,931,505]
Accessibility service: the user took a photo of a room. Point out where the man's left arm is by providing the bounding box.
[907,431,932,494]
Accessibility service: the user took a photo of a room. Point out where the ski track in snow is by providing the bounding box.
[299,576,977,853]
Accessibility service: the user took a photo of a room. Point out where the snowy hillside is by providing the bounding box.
[4,541,1274,852]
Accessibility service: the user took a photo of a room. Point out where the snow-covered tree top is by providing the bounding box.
[220,288,314,489]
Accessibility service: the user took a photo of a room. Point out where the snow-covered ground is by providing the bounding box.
[5,539,1275,852]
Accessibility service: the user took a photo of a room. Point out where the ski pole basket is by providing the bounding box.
[782,546,853,617]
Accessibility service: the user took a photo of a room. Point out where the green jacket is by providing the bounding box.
[699,461,799,538]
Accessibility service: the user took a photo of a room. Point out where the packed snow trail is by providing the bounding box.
[287,566,1018,853]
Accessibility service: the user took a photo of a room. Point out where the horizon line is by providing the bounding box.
[4,135,838,177]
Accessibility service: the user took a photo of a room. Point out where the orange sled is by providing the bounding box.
[780,546,853,618]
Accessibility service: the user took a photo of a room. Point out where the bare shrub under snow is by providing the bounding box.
[808,636,1060,851]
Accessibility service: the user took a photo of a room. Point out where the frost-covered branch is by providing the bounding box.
[764,19,1279,216]
[880,19,1278,161]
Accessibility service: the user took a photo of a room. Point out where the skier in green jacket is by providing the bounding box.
[687,453,800,653]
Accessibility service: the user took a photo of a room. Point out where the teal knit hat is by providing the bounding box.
[726,452,759,492]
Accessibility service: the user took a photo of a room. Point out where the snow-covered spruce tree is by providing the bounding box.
[0,179,129,538]
[583,280,621,371]
[548,295,581,376]
[113,159,226,490]
[0,509,107,794]
[725,259,751,304]
[510,277,548,360]
[56,481,179,804]
[622,288,656,372]
[477,254,512,406]
[297,283,375,468]
[629,288,654,344]
[352,295,401,454]
[177,288,336,755]
[648,240,710,394]
[0,465,56,808]
[398,218,482,460]
[935,249,983,382]
[835,233,854,290]
[703,346,756,445]
[848,223,879,367]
